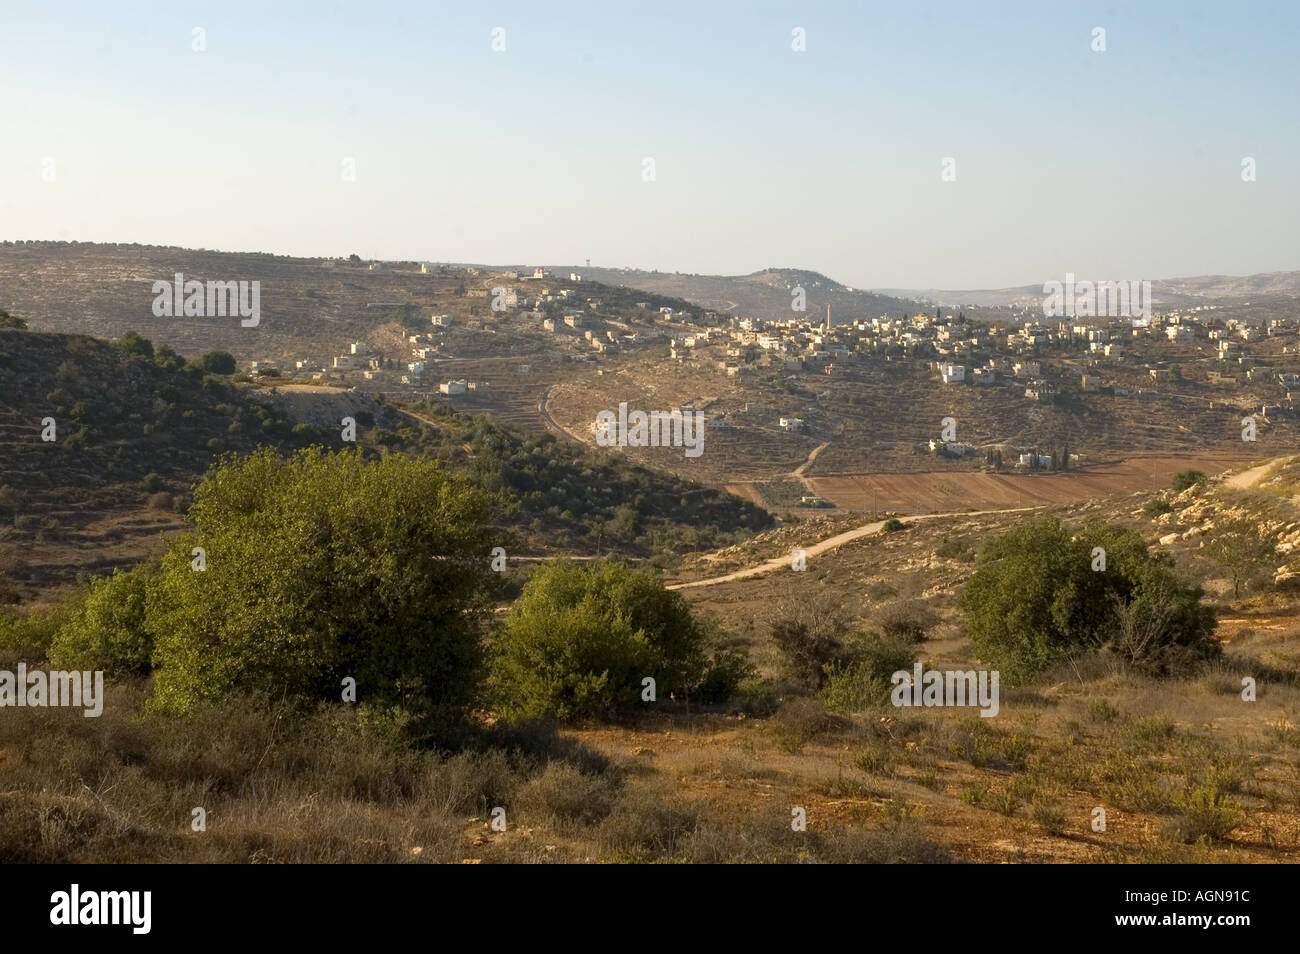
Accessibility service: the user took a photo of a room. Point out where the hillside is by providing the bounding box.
[876,269,1300,314]
[572,265,1003,323]
[0,325,771,600]
[0,241,703,370]
[0,326,324,598]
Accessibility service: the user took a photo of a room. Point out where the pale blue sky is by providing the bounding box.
[2,0,1296,288]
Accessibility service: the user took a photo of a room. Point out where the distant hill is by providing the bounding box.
[874,269,1300,311]
[569,266,999,324]
[0,242,704,368]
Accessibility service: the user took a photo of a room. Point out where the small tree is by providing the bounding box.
[767,598,850,689]
[115,331,154,359]
[198,351,237,375]
[1205,515,1279,598]
[490,559,708,720]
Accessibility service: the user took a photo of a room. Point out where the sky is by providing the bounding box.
[2,0,1297,289]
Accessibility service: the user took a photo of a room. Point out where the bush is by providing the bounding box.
[958,518,1217,680]
[146,492,174,511]
[1171,470,1207,494]
[140,473,164,493]
[490,559,709,721]
[935,536,975,562]
[197,351,237,375]
[49,565,156,675]
[882,518,906,532]
[694,648,756,705]
[875,600,940,643]
[768,601,850,689]
[1142,496,1174,517]
[146,447,500,716]
[0,597,85,655]
[821,633,916,714]
[115,331,154,359]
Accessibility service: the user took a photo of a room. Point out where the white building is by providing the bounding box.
[439,379,467,396]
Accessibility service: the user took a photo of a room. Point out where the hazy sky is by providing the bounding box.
[2,1,1297,288]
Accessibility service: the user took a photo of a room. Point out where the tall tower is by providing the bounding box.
[825,304,831,331]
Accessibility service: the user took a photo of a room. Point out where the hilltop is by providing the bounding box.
[570,265,986,324]
[875,269,1300,316]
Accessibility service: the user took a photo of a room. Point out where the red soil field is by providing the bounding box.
[727,453,1260,513]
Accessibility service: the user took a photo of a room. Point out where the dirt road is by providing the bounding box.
[667,505,1044,590]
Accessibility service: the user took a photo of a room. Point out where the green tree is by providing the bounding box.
[1205,515,1279,598]
[198,351,237,374]
[959,518,1216,679]
[0,309,28,330]
[50,565,156,675]
[115,331,154,359]
[490,558,708,720]
[1171,469,1206,494]
[146,447,501,716]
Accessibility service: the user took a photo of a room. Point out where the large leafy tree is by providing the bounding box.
[146,447,502,715]
[959,518,1217,679]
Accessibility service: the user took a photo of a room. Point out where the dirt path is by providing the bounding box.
[538,385,587,444]
[667,505,1044,590]
[791,441,830,487]
[1223,455,1295,490]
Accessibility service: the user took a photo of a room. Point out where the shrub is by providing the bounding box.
[1171,470,1207,494]
[140,473,163,493]
[0,309,27,330]
[1165,785,1242,843]
[197,351,237,375]
[821,633,916,714]
[50,565,156,676]
[935,536,975,562]
[114,331,154,359]
[146,447,500,716]
[146,492,174,511]
[1142,496,1173,517]
[771,697,838,753]
[0,597,85,655]
[490,559,708,721]
[768,601,850,689]
[958,518,1217,680]
[875,600,940,643]
[882,518,906,532]
[694,648,756,705]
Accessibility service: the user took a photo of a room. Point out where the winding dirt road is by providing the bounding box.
[666,505,1045,590]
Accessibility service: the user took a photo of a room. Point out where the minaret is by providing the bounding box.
[825,304,831,332]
